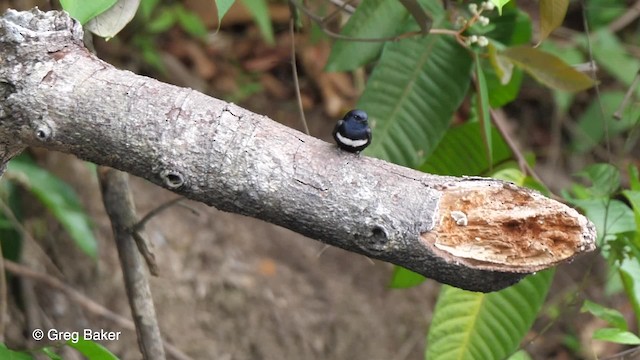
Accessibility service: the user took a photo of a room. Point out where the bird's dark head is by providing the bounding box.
[344,109,368,124]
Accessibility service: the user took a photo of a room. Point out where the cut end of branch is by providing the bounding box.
[422,180,596,273]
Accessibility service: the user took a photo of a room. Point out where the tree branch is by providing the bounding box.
[0,9,596,292]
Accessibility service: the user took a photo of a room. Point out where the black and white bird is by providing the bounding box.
[332,109,372,153]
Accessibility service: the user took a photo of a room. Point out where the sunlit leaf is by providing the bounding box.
[66,338,118,360]
[426,270,553,360]
[501,46,596,92]
[60,0,117,24]
[490,0,512,15]
[538,0,568,43]
[507,350,533,360]
[619,259,640,331]
[593,328,640,345]
[85,0,141,39]
[581,300,628,330]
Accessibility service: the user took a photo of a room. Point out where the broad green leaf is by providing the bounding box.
[85,0,141,39]
[40,347,62,360]
[240,0,274,45]
[581,300,628,330]
[592,328,640,345]
[538,0,568,43]
[492,168,525,185]
[215,0,236,28]
[0,343,33,360]
[589,29,640,88]
[576,163,620,197]
[389,266,426,288]
[475,52,492,165]
[326,0,408,71]
[501,46,596,92]
[571,91,640,153]
[360,34,472,167]
[420,122,511,176]
[60,0,117,24]
[326,0,441,72]
[66,338,118,360]
[426,270,553,360]
[7,157,98,259]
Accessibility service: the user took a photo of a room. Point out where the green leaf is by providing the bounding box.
[539,41,585,114]
[567,198,634,245]
[581,300,628,330]
[360,34,472,167]
[7,157,98,259]
[576,163,620,197]
[485,6,532,47]
[490,0,512,15]
[139,0,161,20]
[326,0,440,71]
[215,0,236,28]
[619,259,640,331]
[0,343,33,360]
[538,0,568,43]
[426,270,554,360]
[506,350,533,360]
[389,266,426,288]
[40,347,62,360]
[85,0,141,39]
[592,328,640,345]
[588,29,640,88]
[176,6,208,38]
[571,91,640,153]
[66,338,118,360]
[146,7,176,34]
[60,0,117,24]
[326,0,407,71]
[501,46,596,92]
[475,52,492,165]
[420,122,511,176]
[240,0,274,45]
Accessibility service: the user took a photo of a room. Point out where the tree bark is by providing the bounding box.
[0,9,596,292]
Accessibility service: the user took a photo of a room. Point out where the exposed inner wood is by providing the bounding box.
[421,182,596,272]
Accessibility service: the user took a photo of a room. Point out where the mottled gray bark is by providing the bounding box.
[0,9,596,292]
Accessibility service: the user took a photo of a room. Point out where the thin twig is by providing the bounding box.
[607,0,640,32]
[613,69,640,120]
[3,259,193,360]
[290,19,310,135]
[98,167,165,360]
[490,109,545,186]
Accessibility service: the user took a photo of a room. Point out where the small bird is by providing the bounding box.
[332,109,372,153]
